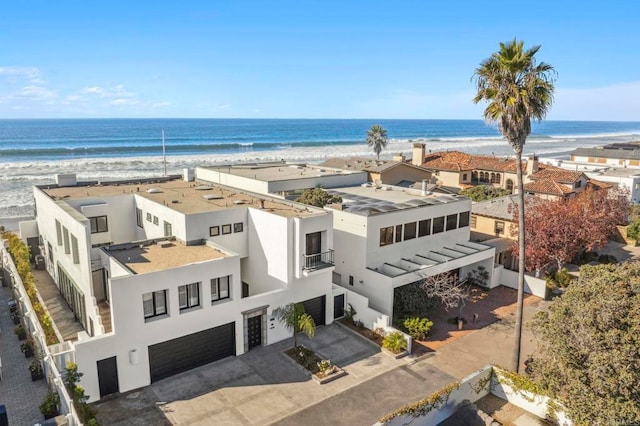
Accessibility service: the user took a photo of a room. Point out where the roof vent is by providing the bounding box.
[234,200,248,205]
[203,194,223,200]
[194,185,212,191]
[146,188,163,194]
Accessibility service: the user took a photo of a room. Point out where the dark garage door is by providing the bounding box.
[301,296,326,326]
[149,322,235,383]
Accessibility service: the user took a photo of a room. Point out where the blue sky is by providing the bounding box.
[1,1,639,120]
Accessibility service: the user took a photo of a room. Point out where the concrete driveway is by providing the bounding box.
[95,323,419,425]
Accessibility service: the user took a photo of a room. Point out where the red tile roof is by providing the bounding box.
[421,151,522,172]
[528,164,585,183]
[523,179,574,196]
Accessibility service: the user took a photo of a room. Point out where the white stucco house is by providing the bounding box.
[28,172,336,402]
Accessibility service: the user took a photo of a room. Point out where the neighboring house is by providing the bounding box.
[412,143,524,192]
[24,172,336,402]
[570,141,640,168]
[318,155,433,187]
[324,185,495,316]
[522,164,607,200]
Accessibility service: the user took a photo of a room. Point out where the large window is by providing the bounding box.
[404,222,417,240]
[418,219,431,237]
[179,282,200,310]
[446,214,458,231]
[136,208,143,228]
[459,211,470,228]
[89,216,108,234]
[432,216,445,234]
[143,290,167,319]
[211,276,230,302]
[380,226,394,246]
[395,225,403,243]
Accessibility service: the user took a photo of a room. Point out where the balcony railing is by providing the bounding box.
[303,249,335,271]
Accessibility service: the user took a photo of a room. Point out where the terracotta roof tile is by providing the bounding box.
[529,165,585,183]
[421,151,522,172]
[523,179,574,196]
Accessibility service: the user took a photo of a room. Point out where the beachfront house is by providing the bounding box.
[22,172,336,402]
[570,141,640,168]
[318,155,433,187]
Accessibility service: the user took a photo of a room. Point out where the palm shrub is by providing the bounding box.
[366,124,388,159]
[275,303,316,348]
[382,331,407,354]
[403,317,433,340]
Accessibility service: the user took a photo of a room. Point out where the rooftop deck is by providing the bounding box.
[106,240,226,274]
[201,161,363,182]
[41,177,324,218]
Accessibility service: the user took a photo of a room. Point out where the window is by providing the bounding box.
[495,221,505,235]
[71,235,79,264]
[136,208,143,228]
[404,222,417,240]
[63,227,70,254]
[163,221,172,237]
[459,211,470,228]
[143,290,167,319]
[446,214,458,231]
[179,282,200,310]
[470,215,478,229]
[47,242,53,262]
[55,220,62,245]
[222,224,232,235]
[153,216,159,225]
[210,226,220,237]
[211,276,230,302]
[349,275,354,286]
[380,226,394,246]
[89,216,108,234]
[146,212,152,222]
[462,173,468,181]
[418,219,431,237]
[395,225,403,243]
[234,222,243,233]
[432,216,445,234]
[575,180,582,188]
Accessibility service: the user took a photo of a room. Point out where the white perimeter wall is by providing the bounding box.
[196,168,270,195]
[497,267,547,298]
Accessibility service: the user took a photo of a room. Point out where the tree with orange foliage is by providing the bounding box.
[510,188,629,274]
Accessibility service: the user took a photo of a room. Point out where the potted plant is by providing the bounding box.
[29,359,45,381]
[10,311,20,325]
[14,324,26,340]
[39,391,60,420]
[20,339,34,358]
[382,331,408,359]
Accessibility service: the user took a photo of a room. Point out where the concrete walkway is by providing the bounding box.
[0,283,49,425]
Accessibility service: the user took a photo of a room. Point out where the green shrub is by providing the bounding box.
[545,268,574,289]
[627,219,640,241]
[39,391,60,418]
[403,317,433,340]
[382,332,407,354]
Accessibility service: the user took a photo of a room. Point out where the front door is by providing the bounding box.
[306,232,321,255]
[97,356,119,398]
[248,315,262,349]
[334,294,345,319]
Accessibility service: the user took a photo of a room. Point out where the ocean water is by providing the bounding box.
[1,118,640,219]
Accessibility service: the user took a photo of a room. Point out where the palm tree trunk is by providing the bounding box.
[512,150,526,373]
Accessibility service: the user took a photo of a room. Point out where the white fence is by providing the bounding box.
[494,266,548,298]
[1,242,81,425]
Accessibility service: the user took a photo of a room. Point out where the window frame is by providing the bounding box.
[234,222,243,233]
[380,226,394,246]
[178,282,200,311]
[403,222,417,240]
[146,212,152,222]
[210,226,220,237]
[459,211,470,228]
[89,215,109,234]
[495,221,505,235]
[418,219,431,237]
[136,208,143,228]
[211,276,231,302]
[470,215,478,229]
[222,224,232,235]
[395,225,403,243]
[143,290,168,320]
[153,216,159,226]
[446,214,458,231]
[432,216,445,234]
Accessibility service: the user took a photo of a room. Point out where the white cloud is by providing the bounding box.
[81,86,104,95]
[0,66,45,84]
[110,98,140,106]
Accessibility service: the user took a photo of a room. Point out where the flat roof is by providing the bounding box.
[107,241,225,274]
[326,184,467,216]
[201,161,363,182]
[589,168,640,177]
[41,177,324,218]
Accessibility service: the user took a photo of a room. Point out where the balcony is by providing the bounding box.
[302,249,335,272]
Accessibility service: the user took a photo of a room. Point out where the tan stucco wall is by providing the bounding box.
[378,166,432,185]
[471,214,516,240]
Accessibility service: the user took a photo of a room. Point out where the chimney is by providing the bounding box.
[526,155,539,175]
[392,153,406,162]
[412,143,425,166]
[421,179,428,196]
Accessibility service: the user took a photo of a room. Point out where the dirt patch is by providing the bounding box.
[415,286,540,351]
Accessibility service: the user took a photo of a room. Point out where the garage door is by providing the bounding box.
[149,322,235,383]
[301,296,326,326]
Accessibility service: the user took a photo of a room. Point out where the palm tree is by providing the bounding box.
[366,124,388,160]
[275,303,316,348]
[473,39,556,373]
